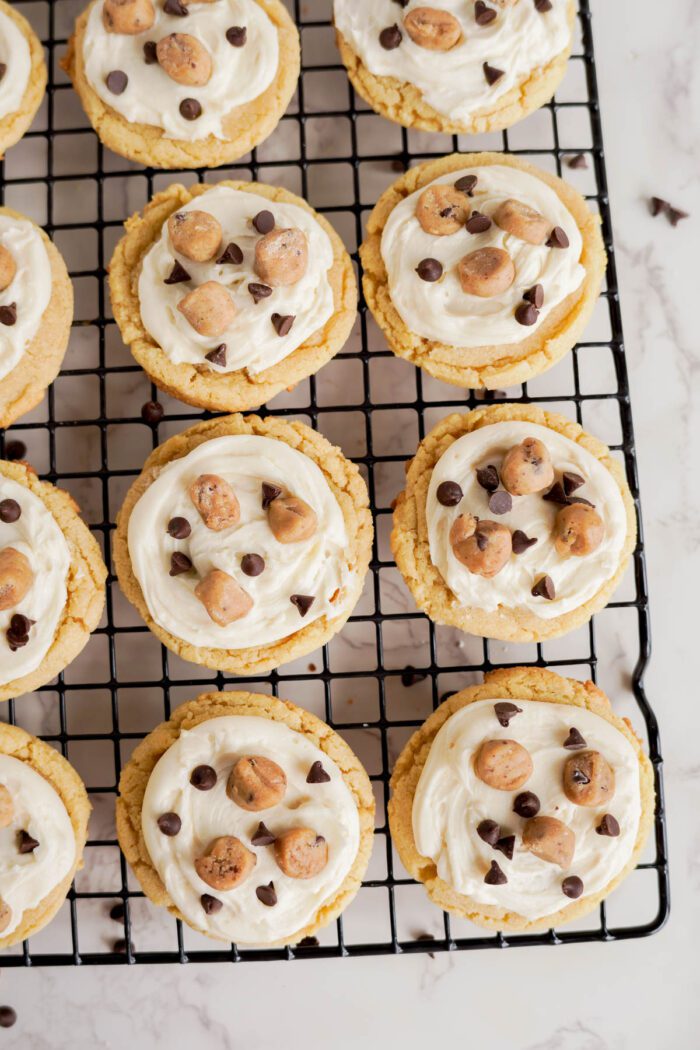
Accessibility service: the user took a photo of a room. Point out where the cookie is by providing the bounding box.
[334,0,575,135]
[361,152,606,390]
[389,666,655,932]
[109,181,357,412]
[113,413,373,675]
[0,721,90,948]
[0,0,47,158]
[391,404,636,642]
[0,459,107,703]
[116,690,375,946]
[0,207,74,428]
[62,0,300,169]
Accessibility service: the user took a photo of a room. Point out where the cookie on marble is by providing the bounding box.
[0,459,107,702]
[391,404,636,642]
[0,720,90,948]
[334,0,575,135]
[109,181,357,412]
[0,207,73,428]
[113,413,373,675]
[0,0,47,158]
[361,152,606,391]
[389,666,655,932]
[62,0,300,169]
[116,690,375,946]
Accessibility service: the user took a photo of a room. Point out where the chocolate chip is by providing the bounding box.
[306,760,331,784]
[4,440,26,462]
[562,876,583,899]
[649,196,668,217]
[477,819,500,846]
[494,835,515,861]
[474,1,497,25]
[169,552,193,576]
[271,313,295,336]
[513,791,540,818]
[179,98,202,121]
[201,894,223,914]
[256,882,277,907]
[0,498,20,523]
[546,226,569,249]
[543,482,569,505]
[515,301,539,326]
[401,665,428,687]
[596,814,620,837]
[379,24,402,49]
[106,70,128,95]
[563,727,587,750]
[167,516,191,539]
[190,764,217,791]
[668,206,689,227]
[571,768,590,784]
[475,465,499,493]
[484,860,507,885]
[143,41,158,64]
[109,902,125,921]
[141,400,164,424]
[466,211,492,234]
[494,702,521,727]
[416,258,443,282]
[534,0,553,11]
[511,530,537,555]
[488,490,512,515]
[562,471,585,495]
[113,938,134,955]
[523,284,544,308]
[290,593,315,617]
[164,0,188,14]
[241,553,265,577]
[297,936,320,948]
[0,303,16,326]
[261,482,282,508]
[18,830,39,854]
[7,614,34,651]
[0,1007,17,1029]
[248,282,272,303]
[157,812,181,836]
[226,25,247,47]
[164,260,191,285]
[217,242,244,265]
[531,575,555,600]
[251,821,276,846]
[455,175,478,196]
[475,529,489,551]
[253,210,275,234]
[205,344,227,368]
[483,61,504,85]
[566,153,587,169]
[436,480,463,506]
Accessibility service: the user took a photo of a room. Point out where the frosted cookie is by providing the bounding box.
[334,0,574,135]
[117,690,375,946]
[109,181,357,412]
[361,152,606,390]
[0,207,73,428]
[0,0,47,157]
[114,414,373,675]
[389,667,654,932]
[0,460,107,703]
[62,0,299,169]
[0,721,90,948]
[391,404,636,642]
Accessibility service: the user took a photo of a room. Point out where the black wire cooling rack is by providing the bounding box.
[0,0,669,965]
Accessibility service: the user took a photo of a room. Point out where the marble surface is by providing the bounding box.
[1,0,699,1045]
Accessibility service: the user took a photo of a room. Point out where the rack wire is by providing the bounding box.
[0,0,669,965]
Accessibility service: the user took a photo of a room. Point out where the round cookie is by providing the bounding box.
[361,152,606,391]
[0,459,107,703]
[0,721,90,948]
[334,0,575,135]
[389,667,655,932]
[62,0,300,169]
[391,404,636,642]
[109,181,357,412]
[113,413,373,675]
[0,0,47,158]
[116,690,375,946]
[0,206,73,428]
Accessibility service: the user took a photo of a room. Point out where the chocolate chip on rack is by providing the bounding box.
[271,313,295,336]
[227,756,287,811]
[267,494,317,543]
[141,400,163,424]
[0,785,13,828]
[484,860,507,885]
[274,828,329,879]
[190,764,217,790]
[501,438,554,496]
[290,594,315,617]
[240,553,265,577]
[195,570,253,626]
[531,574,555,600]
[226,26,247,47]
[379,24,403,50]
[563,750,615,807]
[436,480,463,506]
[168,210,223,263]
[403,7,462,51]
[415,258,443,282]
[190,474,240,531]
[0,247,16,293]
[513,791,540,818]
[563,727,586,750]
[415,185,470,235]
[475,738,533,791]
[18,830,39,854]
[157,812,181,836]
[493,702,521,727]
[596,813,620,837]
[177,282,236,337]
[4,441,26,462]
[566,152,587,169]
[254,228,308,287]
[554,503,604,557]
[156,34,213,87]
[256,882,278,906]
[205,344,227,368]
[474,2,497,25]
[248,282,272,303]
[6,614,35,652]
[449,514,512,578]
[493,199,550,245]
[0,303,16,326]
[522,816,575,868]
[251,822,276,846]
[179,99,202,121]
[169,552,193,576]
[200,893,223,915]
[477,819,501,845]
[163,260,191,285]
[458,247,515,297]
[102,0,155,34]
[562,875,583,899]
[252,210,275,235]
[195,836,256,891]
[483,61,504,86]
[465,211,492,235]
[511,529,537,554]
[306,760,331,784]
[0,498,20,522]
[216,242,243,265]
[0,548,33,612]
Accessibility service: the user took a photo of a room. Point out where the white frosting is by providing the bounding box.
[427,421,627,620]
[0,7,32,122]
[128,434,354,650]
[0,215,52,383]
[381,165,585,348]
[413,698,641,921]
[138,186,335,376]
[334,0,571,125]
[142,715,360,944]
[0,754,76,936]
[0,475,70,686]
[82,0,279,142]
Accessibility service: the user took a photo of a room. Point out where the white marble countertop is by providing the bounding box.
[2,0,699,1045]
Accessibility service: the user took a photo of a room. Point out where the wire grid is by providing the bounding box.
[0,0,669,965]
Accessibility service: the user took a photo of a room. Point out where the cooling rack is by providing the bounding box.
[0,0,669,965]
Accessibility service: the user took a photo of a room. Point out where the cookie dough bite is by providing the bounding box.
[0,0,47,158]
[389,667,655,932]
[334,0,574,135]
[0,460,107,703]
[391,404,636,643]
[113,414,373,676]
[361,152,606,391]
[0,721,90,948]
[62,0,300,169]
[109,182,357,412]
[0,208,73,428]
[116,691,375,946]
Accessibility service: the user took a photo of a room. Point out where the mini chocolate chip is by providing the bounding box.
[416,258,443,282]
[256,882,277,907]
[241,553,265,577]
[0,1007,17,1029]
[511,529,537,555]
[271,313,295,336]
[106,70,128,95]
[290,593,315,617]
[157,812,181,836]
[141,400,164,424]
[477,819,500,846]
[261,482,282,508]
[297,935,320,948]
[190,765,217,791]
[201,894,223,914]
[307,760,331,784]
[515,302,539,326]
[167,516,191,539]
[18,830,39,854]
[475,465,499,493]
[248,282,272,303]
[668,206,689,227]
[571,768,590,784]
[546,226,569,249]
[494,702,521,727]
[217,242,244,265]
[401,665,428,687]
[164,0,188,14]
[534,0,553,10]
[562,876,583,899]
[109,902,125,921]
[5,440,26,462]
[531,575,555,600]
[379,24,402,49]
[113,938,134,955]
[253,210,275,234]
[455,175,478,196]
[0,498,20,522]
[563,727,587,750]
[483,61,504,85]
[436,480,463,506]
[523,284,544,308]
[0,303,16,326]
[566,153,587,169]
[650,196,670,217]
[143,41,158,63]
[484,860,507,885]
[543,481,569,505]
[494,835,515,861]
[169,552,193,576]
[596,814,620,837]
[180,98,202,121]
[164,260,191,285]
[474,1,497,25]
[488,490,512,515]
[251,821,276,846]
[205,344,227,368]
[562,471,585,495]
[466,211,492,234]
[226,25,247,47]
[513,791,540,818]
